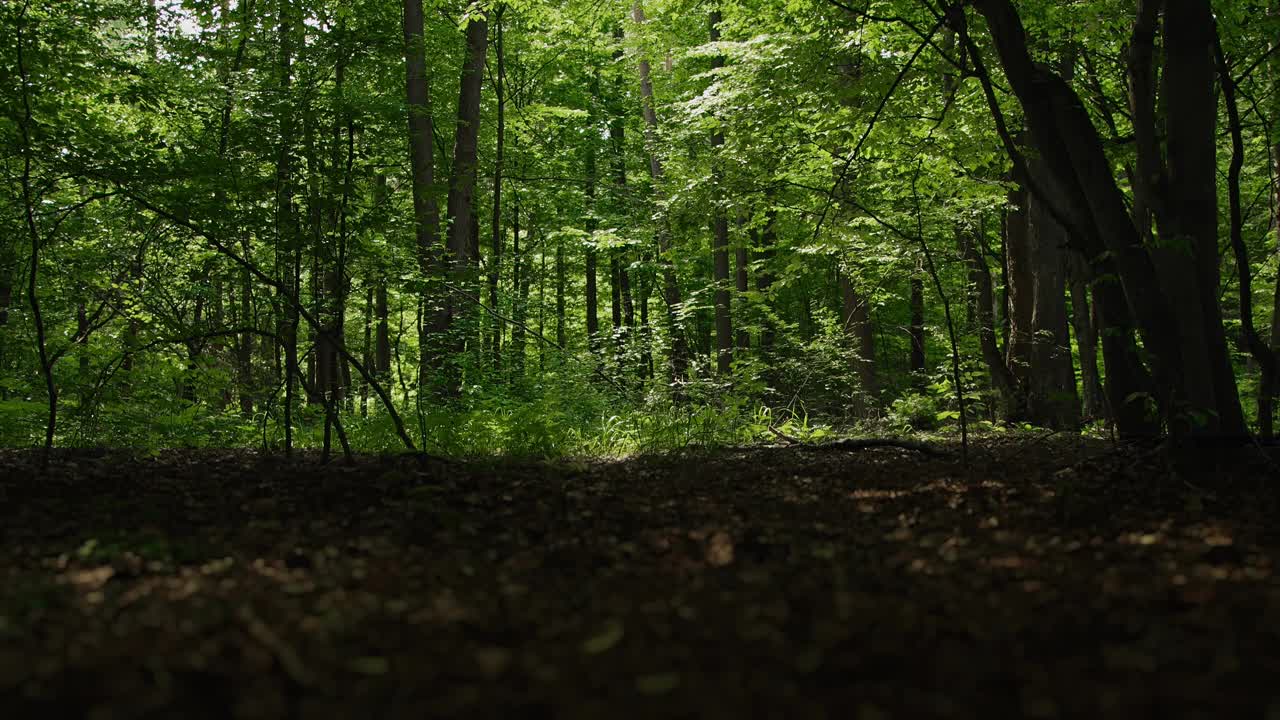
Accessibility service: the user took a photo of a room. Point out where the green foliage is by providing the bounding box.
[2,0,1277,455]
[887,393,939,433]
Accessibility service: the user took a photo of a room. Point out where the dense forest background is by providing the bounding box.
[4,0,1280,457]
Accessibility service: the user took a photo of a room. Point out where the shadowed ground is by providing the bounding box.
[1,438,1278,719]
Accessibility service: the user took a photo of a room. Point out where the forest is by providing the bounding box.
[3,0,1280,717]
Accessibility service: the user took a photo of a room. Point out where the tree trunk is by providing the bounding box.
[909,260,925,386]
[757,208,777,354]
[585,76,601,358]
[1067,254,1106,421]
[376,281,391,375]
[1025,186,1081,429]
[361,285,372,417]
[77,302,89,406]
[632,1,688,389]
[403,0,442,391]
[488,6,506,374]
[963,229,1019,414]
[373,174,391,377]
[709,10,732,376]
[511,203,526,376]
[276,0,299,454]
[735,232,749,351]
[1269,88,1280,436]
[605,48,633,368]
[556,236,566,349]
[839,270,877,414]
[1004,184,1033,404]
[439,14,489,393]
[969,0,1243,437]
[1158,0,1244,434]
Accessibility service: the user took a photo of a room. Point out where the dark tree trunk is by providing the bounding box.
[1216,26,1276,438]
[1269,96,1280,436]
[1004,184,1033,402]
[403,0,442,390]
[610,254,623,354]
[373,174,391,377]
[968,0,1243,437]
[839,270,877,414]
[756,208,777,354]
[361,285,372,417]
[1159,0,1244,434]
[606,51,633,367]
[735,237,749,351]
[712,210,732,375]
[1067,254,1106,421]
[276,0,299,454]
[556,236,566,349]
[584,77,600,358]
[963,230,1019,414]
[488,6,506,373]
[511,203,526,376]
[1026,186,1081,429]
[909,260,925,386]
[710,10,733,376]
[77,302,89,405]
[632,1,688,389]
[439,15,488,393]
[375,281,390,376]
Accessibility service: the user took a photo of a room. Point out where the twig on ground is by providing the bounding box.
[239,606,315,688]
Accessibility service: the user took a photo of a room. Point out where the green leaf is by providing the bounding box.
[581,619,625,655]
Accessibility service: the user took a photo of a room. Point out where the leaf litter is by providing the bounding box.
[1,437,1278,718]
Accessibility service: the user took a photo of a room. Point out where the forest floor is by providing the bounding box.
[1,437,1279,719]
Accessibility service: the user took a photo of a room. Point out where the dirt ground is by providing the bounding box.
[2,437,1279,719]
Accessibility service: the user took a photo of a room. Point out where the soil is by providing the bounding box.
[2,437,1278,719]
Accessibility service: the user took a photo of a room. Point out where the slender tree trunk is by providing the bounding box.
[276,0,299,455]
[555,237,566,349]
[757,208,777,354]
[963,229,1019,414]
[362,285,372,417]
[605,47,633,368]
[403,0,442,391]
[304,105,326,407]
[909,259,926,386]
[1269,15,1280,435]
[373,174,391,377]
[1216,27,1278,438]
[489,6,506,373]
[1067,254,1105,421]
[735,230,749,351]
[76,302,89,406]
[632,1,688,389]
[376,281,391,375]
[839,270,877,414]
[584,83,600,359]
[16,11,55,463]
[440,15,489,393]
[539,238,547,371]
[332,34,355,409]
[709,10,733,376]
[511,203,526,376]
[1004,183,1033,404]
[610,254,623,357]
